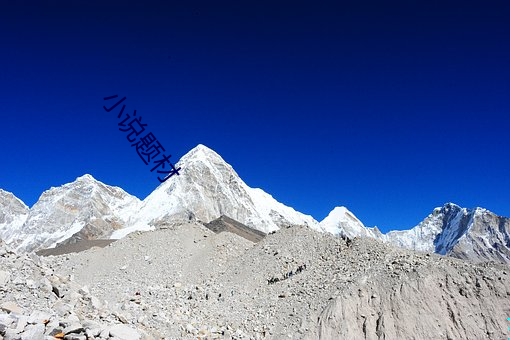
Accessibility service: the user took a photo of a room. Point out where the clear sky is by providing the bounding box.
[1,1,509,232]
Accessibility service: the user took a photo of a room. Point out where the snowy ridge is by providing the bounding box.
[319,206,381,239]
[0,189,29,243]
[125,144,318,235]
[434,205,473,255]
[247,188,318,231]
[4,174,140,252]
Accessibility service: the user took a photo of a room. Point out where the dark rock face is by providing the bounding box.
[433,203,473,255]
[204,215,266,242]
[36,239,116,256]
[448,209,510,264]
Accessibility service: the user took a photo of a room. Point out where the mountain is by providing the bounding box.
[4,174,140,252]
[0,189,29,242]
[318,206,382,239]
[0,145,318,252]
[385,203,510,264]
[117,144,318,238]
[319,203,510,265]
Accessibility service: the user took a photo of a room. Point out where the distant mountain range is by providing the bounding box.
[1,144,508,264]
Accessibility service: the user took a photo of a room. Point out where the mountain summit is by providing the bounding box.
[121,144,318,238]
[319,206,382,239]
[385,203,510,264]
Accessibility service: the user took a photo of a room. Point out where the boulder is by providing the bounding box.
[109,324,141,340]
[0,302,22,315]
[0,271,10,286]
[20,324,45,340]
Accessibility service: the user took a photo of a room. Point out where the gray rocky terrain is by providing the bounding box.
[5,221,501,340]
[0,239,151,340]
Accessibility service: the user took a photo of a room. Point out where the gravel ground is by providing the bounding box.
[2,222,509,339]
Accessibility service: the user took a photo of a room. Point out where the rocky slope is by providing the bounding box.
[40,222,510,340]
[0,238,152,340]
[4,175,140,253]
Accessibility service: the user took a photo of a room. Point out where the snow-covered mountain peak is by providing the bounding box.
[443,202,461,209]
[179,144,226,167]
[76,174,97,182]
[437,203,487,217]
[321,206,362,230]
[0,189,28,210]
[125,144,318,236]
[385,203,510,264]
[434,202,462,214]
[173,144,240,189]
[328,206,355,218]
[319,206,380,239]
[5,176,140,252]
[472,206,488,215]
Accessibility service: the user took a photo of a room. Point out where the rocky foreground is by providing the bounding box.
[1,222,509,339]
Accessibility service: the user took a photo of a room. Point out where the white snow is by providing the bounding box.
[110,224,155,239]
[126,144,319,236]
[247,187,317,231]
[0,189,29,244]
[319,206,379,239]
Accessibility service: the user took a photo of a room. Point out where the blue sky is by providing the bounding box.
[1,1,509,232]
